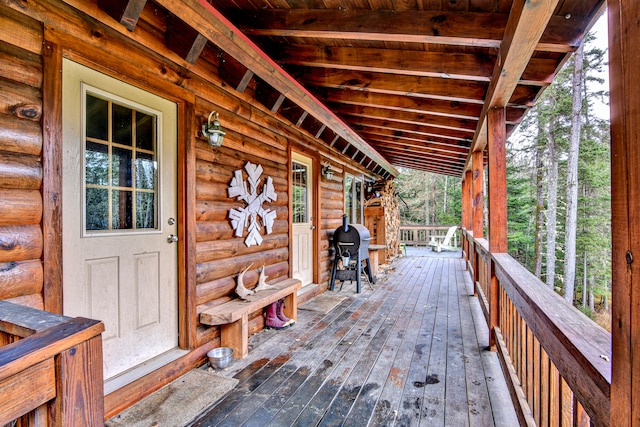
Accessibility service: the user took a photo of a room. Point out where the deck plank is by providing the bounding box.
[189,254,518,427]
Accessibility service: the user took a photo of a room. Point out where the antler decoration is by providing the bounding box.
[254,264,275,292]
[235,263,255,300]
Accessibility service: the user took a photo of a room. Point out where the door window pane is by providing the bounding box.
[292,161,308,224]
[84,92,158,233]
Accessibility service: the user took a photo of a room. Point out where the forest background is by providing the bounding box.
[394,16,611,330]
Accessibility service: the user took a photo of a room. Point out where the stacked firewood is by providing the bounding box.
[381,180,400,259]
[366,180,400,259]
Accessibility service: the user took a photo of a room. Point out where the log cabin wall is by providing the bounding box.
[0,6,45,311]
[0,0,381,412]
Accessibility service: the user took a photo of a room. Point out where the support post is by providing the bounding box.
[472,151,484,239]
[472,151,484,290]
[487,107,507,348]
[608,0,640,423]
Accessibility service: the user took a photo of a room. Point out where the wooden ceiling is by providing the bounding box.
[212,0,606,176]
[97,0,606,177]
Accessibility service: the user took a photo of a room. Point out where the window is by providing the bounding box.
[344,173,363,224]
[84,91,159,233]
[291,160,309,224]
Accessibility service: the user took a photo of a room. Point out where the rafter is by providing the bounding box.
[334,104,477,132]
[227,9,580,52]
[280,45,495,82]
[280,45,557,85]
[321,89,482,120]
[346,117,474,142]
[464,0,561,173]
[153,0,399,177]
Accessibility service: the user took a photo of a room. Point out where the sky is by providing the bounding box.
[589,12,610,120]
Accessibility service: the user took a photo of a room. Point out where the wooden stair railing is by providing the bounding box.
[0,300,105,426]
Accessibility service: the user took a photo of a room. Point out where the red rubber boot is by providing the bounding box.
[265,302,290,330]
[276,299,295,327]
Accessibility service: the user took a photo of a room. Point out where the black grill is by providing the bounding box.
[330,215,374,293]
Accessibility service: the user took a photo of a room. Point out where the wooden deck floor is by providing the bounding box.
[191,254,518,426]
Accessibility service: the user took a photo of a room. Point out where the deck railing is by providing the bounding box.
[0,300,105,426]
[399,225,459,247]
[463,231,611,427]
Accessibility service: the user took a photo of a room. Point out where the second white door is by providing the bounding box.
[291,153,314,285]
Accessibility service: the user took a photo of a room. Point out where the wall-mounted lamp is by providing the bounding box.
[322,164,334,180]
[202,111,226,147]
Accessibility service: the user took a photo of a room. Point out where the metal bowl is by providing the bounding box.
[207,347,234,369]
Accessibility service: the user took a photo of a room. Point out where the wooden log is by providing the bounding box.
[0,152,42,190]
[195,154,288,186]
[0,4,43,55]
[4,293,44,310]
[0,260,43,300]
[195,180,289,205]
[0,77,42,121]
[0,113,42,156]
[0,41,43,88]
[196,261,289,305]
[195,98,288,152]
[0,225,43,263]
[195,219,289,242]
[196,233,289,264]
[195,144,288,177]
[0,189,42,225]
[196,247,289,284]
[195,200,288,222]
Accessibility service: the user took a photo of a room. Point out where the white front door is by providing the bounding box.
[61,59,179,380]
[291,153,314,286]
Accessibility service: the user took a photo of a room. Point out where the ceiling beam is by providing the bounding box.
[464,0,561,174]
[346,116,474,142]
[280,45,557,85]
[280,45,495,82]
[321,89,482,120]
[228,9,580,52]
[153,0,399,177]
[334,105,477,132]
[299,68,541,107]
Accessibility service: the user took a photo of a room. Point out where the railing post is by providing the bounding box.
[50,334,104,426]
[488,107,507,348]
[608,0,640,423]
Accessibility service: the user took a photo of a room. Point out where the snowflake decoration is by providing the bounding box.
[228,161,278,247]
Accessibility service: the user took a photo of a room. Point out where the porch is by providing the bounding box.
[190,250,518,426]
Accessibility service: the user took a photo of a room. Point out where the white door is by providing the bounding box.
[61,59,179,380]
[291,153,314,285]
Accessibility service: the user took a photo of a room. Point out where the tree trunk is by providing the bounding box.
[534,114,545,279]
[563,43,585,304]
[583,250,588,309]
[546,113,559,290]
[443,175,448,214]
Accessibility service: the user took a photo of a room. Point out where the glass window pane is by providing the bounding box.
[355,179,362,223]
[86,95,108,140]
[112,103,132,146]
[292,161,308,224]
[86,188,109,230]
[112,190,133,229]
[136,111,154,150]
[85,141,108,185]
[112,147,132,188]
[136,192,156,229]
[345,175,353,221]
[136,152,157,190]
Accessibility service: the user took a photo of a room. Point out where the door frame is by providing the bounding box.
[41,43,195,351]
[289,149,319,285]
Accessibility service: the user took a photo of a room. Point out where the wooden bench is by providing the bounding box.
[199,278,302,358]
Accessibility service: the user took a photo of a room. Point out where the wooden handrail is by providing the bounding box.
[462,230,611,426]
[493,253,610,425]
[0,301,105,426]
